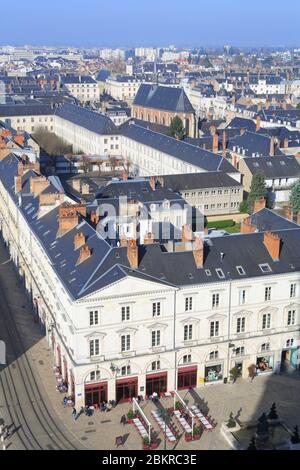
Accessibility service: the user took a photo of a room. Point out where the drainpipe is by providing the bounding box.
[226,275,233,383]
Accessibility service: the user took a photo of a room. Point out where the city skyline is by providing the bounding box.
[0,0,299,48]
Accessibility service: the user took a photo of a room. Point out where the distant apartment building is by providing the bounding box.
[61,76,98,103]
[105,75,143,102]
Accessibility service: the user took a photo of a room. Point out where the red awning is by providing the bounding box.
[116,377,138,385]
[178,366,198,374]
[146,372,168,381]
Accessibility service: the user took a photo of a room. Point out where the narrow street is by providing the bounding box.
[0,238,85,450]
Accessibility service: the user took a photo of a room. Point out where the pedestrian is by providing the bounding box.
[72,408,77,422]
[120,414,126,426]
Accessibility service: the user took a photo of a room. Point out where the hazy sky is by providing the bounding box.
[1,0,299,48]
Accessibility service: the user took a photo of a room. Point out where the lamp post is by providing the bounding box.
[160,408,171,451]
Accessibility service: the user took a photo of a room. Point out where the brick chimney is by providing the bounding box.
[58,204,86,237]
[256,115,261,132]
[149,176,156,191]
[144,233,155,245]
[212,133,219,154]
[282,137,289,149]
[74,232,86,250]
[76,244,91,265]
[264,232,281,261]
[182,224,193,242]
[222,130,227,157]
[254,198,266,213]
[127,239,138,269]
[18,160,24,176]
[90,210,100,225]
[15,176,22,193]
[30,176,50,197]
[283,204,293,221]
[210,125,216,136]
[241,217,257,234]
[193,236,204,269]
[120,234,128,247]
[270,136,276,157]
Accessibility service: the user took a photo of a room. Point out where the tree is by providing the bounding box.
[289,178,300,214]
[247,172,267,213]
[247,437,257,451]
[268,403,278,421]
[169,116,185,140]
[291,425,300,444]
[239,200,249,214]
[229,366,242,384]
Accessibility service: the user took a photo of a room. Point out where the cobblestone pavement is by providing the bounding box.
[1,239,300,450]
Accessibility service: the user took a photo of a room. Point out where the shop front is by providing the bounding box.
[256,355,274,375]
[177,366,197,390]
[281,348,299,373]
[85,382,108,407]
[146,372,168,396]
[205,364,223,383]
[116,377,138,403]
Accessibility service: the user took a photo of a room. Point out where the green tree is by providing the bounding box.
[239,200,249,214]
[169,116,185,140]
[289,178,300,214]
[268,403,278,421]
[229,366,242,384]
[247,172,267,213]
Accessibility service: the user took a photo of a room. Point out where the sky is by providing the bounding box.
[0,0,299,48]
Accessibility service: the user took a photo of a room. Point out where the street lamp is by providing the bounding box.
[160,408,171,451]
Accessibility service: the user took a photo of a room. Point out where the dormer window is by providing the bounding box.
[216,269,225,279]
[236,266,246,276]
[259,263,272,274]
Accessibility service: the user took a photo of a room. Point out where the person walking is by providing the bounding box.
[72,408,77,422]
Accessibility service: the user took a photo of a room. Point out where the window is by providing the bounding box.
[209,351,219,360]
[184,325,193,341]
[151,361,161,371]
[185,297,193,312]
[237,317,246,334]
[239,290,246,305]
[89,370,101,382]
[261,343,270,352]
[182,355,192,364]
[121,366,131,376]
[287,310,296,326]
[210,321,220,338]
[286,339,294,348]
[212,293,220,309]
[216,269,225,279]
[90,310,99,326]
[262,313,271,330]
[234,347,245,357]
[290,283,297,299]
[121,335,131,352]
[260,264,272,274]
[265,287,272,302]
[122,306,131,322]
[90,339,100,357]
[236,266,246,276]
[152,330,161,348]
[153,302,161,317]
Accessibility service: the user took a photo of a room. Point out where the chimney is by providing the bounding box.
[270,136,276,157]
[15,176,22,193]
[256,115,261,131]
[127,239,138,269]
[76,244,91,265]
[283,137,289,149]
[71,179,81,192]
[120,234,128,247]
[149,176,156,191]
[241,217,257,234]
[222,130,227,157]
[144,233,155,245]
[254,198,266,213]
[74,232,86,250]
[90,210,100,225]
[182,224,194,242]
[210,125,216,136]
[283,204,293,221]
[263,232,281,261]
[30,176,50,197]
[193,236,204,269]
[18,160,24,176]
[58,204,86,237]
[212,133,219,154]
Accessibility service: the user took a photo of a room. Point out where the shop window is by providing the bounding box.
[256,355,274,374]
[205,364,223,383]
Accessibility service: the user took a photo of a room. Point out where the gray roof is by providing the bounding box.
[134,84,194,114]
[242,156,300,179]
[55,104,119,135]
[159,172,242,192]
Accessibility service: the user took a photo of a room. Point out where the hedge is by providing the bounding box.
[207,220,236,229]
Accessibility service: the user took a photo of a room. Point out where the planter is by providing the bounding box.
[193,434,201,441]
[185,434,193,442]
[143,445,151,451]
[151,442,159,450]
[127,419,133,424]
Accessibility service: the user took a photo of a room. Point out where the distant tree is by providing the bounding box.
[291,426,300,444]
[268,403,279,421]
[247,437,257,451]
[34,128,73,156]
[289,178,300,214]
[247,172,267,213]
[239,200,250,214]
[169,116,185,140]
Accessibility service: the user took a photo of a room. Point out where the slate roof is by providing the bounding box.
[1,153,300,300]
[62,75,97,85]
[0,103,54,117]
[159,172,242,191]
[242,156,300,179]
[121,122,239,174]
[226,117,256,132]
[228,131,284,157]
[55,104,119,135]
[133,84,194,114]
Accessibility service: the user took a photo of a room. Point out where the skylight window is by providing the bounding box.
[205,270,212,276]
[236,266,246,276]
[216,268,225,279]
[259,263,272,273]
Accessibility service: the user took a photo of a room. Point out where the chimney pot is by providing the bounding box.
[263,231,281,261]
[127,239,138,269]
[74,232,86,250]
[241,217,257,234]
[77,244,91,265]
[182,224,194,242]
[193,236,204,269]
